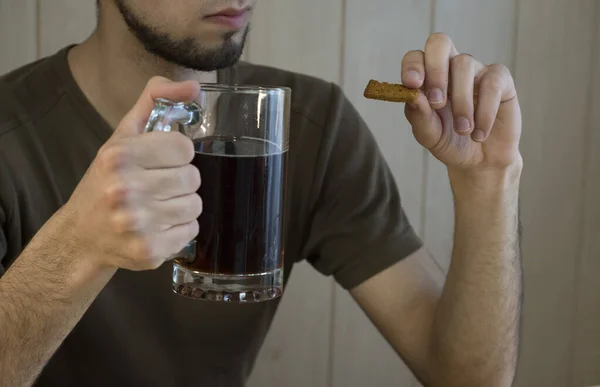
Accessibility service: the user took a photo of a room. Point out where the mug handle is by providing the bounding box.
[144,98,202,133]
[144,98,203,262]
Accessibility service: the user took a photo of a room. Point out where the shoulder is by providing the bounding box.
[0,50,68,139]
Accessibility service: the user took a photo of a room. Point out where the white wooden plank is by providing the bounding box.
[422,4,517,387]
[244,1,343,386]
[424,0,518,273]
[246,262,333,387]
[38,0,96,57]
[513,0,596,386]
[331,1,431,386]
[0,0,36,73]
[570,3,600,385]
[245,0,342,82]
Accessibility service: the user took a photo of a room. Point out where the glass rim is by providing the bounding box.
[198,83,291,94]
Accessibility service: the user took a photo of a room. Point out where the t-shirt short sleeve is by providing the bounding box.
[302,83,423,290]
[0,144,16,277]
[0,159,7,276]
[0,223,6,277]
[0,166,7,276]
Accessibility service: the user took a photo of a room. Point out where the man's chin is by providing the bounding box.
[140,32,248,71]
[116,0,249,71]
[173,44,245,71]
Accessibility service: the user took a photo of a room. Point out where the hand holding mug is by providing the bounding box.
[61,77,203,272]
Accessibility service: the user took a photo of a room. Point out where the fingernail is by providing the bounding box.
[427,88,444,104]
[454,116,471,133]
[408,103,418,110]
[406,71,421,80]
[472,129,486,141]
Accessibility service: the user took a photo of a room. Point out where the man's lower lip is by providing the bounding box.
[204,13,248,29]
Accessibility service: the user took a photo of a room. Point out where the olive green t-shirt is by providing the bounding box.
[0,46,423,386]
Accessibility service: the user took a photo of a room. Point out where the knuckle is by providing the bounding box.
[186,220,200,241]
[103,182,129,207]
[169,167,187,190]
[130,237,151,261]
[170,132,195,163]
[403,50,424,63]
[188,164,201,191]
[97,143,129,172]
[164,198,188,222]
[111,209,136,233]
[451,53,474,69]
[427,32,451,46]
[480,74,505,94]
[477,111,495,128]
[489,63,511,77]
[407,49,424,56]
[172,202,189,221]
[147,76,171,89]
[130,237,161,268]
[426,68,448,86]
[191,194,203,217]
[453,102,472,117]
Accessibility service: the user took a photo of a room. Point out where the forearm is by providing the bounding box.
[431,160,523,387]
[0,211,115,387]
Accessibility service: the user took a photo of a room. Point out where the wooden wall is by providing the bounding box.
[1,1,598,386]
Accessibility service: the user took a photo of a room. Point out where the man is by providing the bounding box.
[0,0,523,386]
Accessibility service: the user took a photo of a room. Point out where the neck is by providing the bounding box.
[67,4,218,129]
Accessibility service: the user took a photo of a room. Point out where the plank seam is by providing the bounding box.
[35,0,41,59]
[566,1,599,384]
[328,1,347,386]
[510,0,521,75]
[413,0,437,384]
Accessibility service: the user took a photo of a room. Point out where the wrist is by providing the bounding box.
[448,156,523,200]
[43,207,116,288]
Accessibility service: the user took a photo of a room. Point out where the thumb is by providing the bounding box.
[112,76,201,139]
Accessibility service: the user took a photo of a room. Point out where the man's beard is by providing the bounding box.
[115,0,248,71]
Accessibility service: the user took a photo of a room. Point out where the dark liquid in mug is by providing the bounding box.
[174,136,287,275]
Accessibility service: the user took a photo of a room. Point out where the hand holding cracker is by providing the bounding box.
[374,33,522,174]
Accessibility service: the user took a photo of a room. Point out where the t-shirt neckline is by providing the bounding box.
[49,44,234,142]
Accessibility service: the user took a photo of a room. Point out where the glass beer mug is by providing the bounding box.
[144,84,291,303]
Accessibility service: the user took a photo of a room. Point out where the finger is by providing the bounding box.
[473,64,512,142]
[142,164,201,200]
[401,50,425,89]
[135,220,200,265]
[404,92,442,149]
[151,193,203,229]
[449,54,484,135]
[158,220,200,260]
[424,33,459,108]
[130,131,195,169]
[114,77,201,138]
